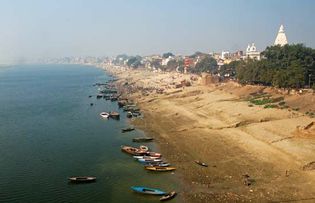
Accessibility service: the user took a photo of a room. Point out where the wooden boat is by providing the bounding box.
[109,111,120,119]
[160,191,177,201]
[138,158,162,163]
[131,186,166,195]
[145,162,170,167]
[110,96,118,101]
[139,145,149,152]
[145,166,176,172]
[121,145,147,156]
[68,176,96,183]
[121,127,135,133]
[133,155,159,160]
[194,160,208,167]
[100,112,110,118]
[146,152,162,158]
[126,111,133,118]
[118,100,127,108]
[96,94,103,99]
[132,137,154,142]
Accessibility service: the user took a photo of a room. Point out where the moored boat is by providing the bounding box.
[100,112,110,118]
[109,111,120,119]
[194,160,208,167]
[145,152,162,158]
[144,166,176,172]
[126,111,133,118]
[133,155,159,160]
[144,162,170,167]
[139,145,149,152]
[160,191,177,201]
[121,127,135,133]
[138,158,162,163]
[131,186,166,195]
[121,145,147,156]
[132,137,154,142]
[68,176,96,183]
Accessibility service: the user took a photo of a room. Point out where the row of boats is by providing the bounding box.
[121,145,177,200]
[86,80,177,201]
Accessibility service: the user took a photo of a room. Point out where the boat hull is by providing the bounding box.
[131,186,166,195]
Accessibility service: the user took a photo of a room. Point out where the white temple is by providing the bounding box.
[245,43,261,60]
[274,25,288,46]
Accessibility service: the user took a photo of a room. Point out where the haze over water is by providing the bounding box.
[0,64,178,203]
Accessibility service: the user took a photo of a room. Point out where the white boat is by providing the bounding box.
[139,145,149,152]
[100,112,110,118]
[133,155,158,160]
[138,158,162,163]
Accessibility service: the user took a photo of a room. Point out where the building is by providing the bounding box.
[245,43,261,60]
[274,25,288,46]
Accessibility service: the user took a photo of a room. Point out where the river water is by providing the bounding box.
[0,64,178,203]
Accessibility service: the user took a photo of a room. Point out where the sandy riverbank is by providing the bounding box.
[105,66,315,202]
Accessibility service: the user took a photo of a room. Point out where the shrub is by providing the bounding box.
[278,101,286,106]
[250,98,273,105]
[264,104,278,109]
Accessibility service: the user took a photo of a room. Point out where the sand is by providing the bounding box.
[106,66,315,202]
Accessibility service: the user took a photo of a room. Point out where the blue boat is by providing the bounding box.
[131,186,166,195]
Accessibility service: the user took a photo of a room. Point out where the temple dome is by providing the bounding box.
[274,24,288,46]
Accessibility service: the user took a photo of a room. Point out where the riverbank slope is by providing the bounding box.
[107,67,315,202]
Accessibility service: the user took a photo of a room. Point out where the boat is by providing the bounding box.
[109,111,120,119]
[99,89,118,94]
[121,145,147,156]
[144,166,176,172]
[68,176,96,183]
[145,162,170,167]
[126,111,133,118]
[194,160,208,167]
[132,137,154,142]
[131,186,166,195]
[118,100,127,108]
[110,96,118,101]
[139,145,149,151]
[160,191,177,201]
[133,155,159,160]
[100,112,110,118]
[121,127,135,133]
[145,152,162,158]
[138,158,162,163]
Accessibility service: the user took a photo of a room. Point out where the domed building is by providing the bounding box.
[245,43,261,60]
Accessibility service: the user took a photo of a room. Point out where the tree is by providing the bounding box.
[162,52,174,58]
[236,44,315,88]
[192,55,217,74]
[219,60,241,78]
[127,56,142,68]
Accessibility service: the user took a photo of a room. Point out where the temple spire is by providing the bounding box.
[274,24,288,46]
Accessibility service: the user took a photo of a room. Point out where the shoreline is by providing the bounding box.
[104,66,315,202]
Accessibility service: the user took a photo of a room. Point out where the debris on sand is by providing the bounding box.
[243,174,255,186]
[302,161,315,171]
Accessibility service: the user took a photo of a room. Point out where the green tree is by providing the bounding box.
[236,44,315,88]
[192,55,217,74]
[162,52,174,58]
[127,56,142,68]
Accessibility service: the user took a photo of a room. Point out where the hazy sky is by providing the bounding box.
[0,0,315,63]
